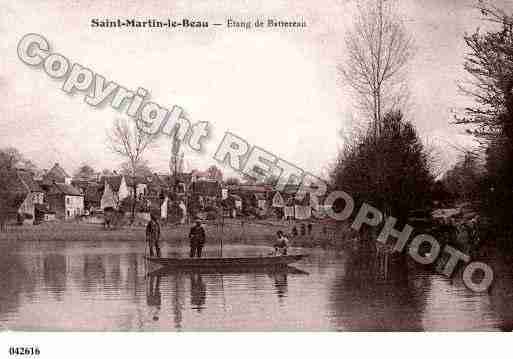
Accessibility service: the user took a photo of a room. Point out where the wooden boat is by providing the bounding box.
[145,254,307,269]
[146,264,309,277]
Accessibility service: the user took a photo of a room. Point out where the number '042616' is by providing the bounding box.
[8,347,40,356]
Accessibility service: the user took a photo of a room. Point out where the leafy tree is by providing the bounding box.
[455,2,513,234]
[0,147,37,228]
[331,110,434,221]
[0,147,38,172]
[441,152,483,202]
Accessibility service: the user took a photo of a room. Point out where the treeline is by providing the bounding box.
[331,1,513,241]
[450,3,513,236]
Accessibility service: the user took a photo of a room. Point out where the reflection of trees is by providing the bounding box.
[43,253,67,301]
[105,254,122,293]
[486,248,513,331]
[190,274,206,312]
[0,249,37,319]
[80,254,106,294]
[172,274,185,330]
[126,253,140,299]
[329,248,428,331]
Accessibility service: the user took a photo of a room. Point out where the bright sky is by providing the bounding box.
[1,0,511,179]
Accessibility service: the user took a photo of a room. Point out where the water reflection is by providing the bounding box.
[1,241,512,330]
[190,274,206,312]
[270,272,288,300]
[146,275,161,321]
[330,247,428,331]
[43,254,67,301]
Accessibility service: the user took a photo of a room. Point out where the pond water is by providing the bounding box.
[0,240,512,331]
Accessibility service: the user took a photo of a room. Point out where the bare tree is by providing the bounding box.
[169,129,184,180]
[106,118,156,221]
[339,0,414,137]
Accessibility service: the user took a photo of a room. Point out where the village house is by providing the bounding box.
[46,182,84,219]
[17,169,48,223]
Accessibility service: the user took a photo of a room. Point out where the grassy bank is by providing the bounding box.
[0,219,349,249]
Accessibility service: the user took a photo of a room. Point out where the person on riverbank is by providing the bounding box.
[274,230,289,256]
[146,213,161,257]
[189,220,206,258]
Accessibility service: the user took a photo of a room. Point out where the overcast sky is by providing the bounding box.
[1,0,512,179]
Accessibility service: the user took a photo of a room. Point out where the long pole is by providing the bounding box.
[144,238,148,274]
[220,215,223,257]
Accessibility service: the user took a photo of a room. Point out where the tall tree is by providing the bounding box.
[106,118,156,221]
[331,110,434,220]
[455,2,513,234]
[169,127,184,192]
[340,0,414,137]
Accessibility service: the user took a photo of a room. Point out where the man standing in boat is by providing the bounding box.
[189,220,206,258]
[146,213,161,257]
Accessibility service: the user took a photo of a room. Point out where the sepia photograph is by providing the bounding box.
[0,0,512,350]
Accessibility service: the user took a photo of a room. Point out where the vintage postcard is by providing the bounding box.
[1,0,512,341]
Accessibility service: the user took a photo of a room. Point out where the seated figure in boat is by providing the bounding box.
[274,230,289,256]
[146,213,161,257]
[189,220,206,258]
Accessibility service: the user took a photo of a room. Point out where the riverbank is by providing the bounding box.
[0,220,348,249]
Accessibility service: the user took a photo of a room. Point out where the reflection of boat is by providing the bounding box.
[145,254,308,269]
[147,264,309,277]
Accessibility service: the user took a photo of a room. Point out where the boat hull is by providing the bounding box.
[145,254,307,268]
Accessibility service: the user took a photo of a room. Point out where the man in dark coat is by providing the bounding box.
[189,220,206,258]
[146,213,161,257]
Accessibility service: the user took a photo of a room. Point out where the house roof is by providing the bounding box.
[227,184,270,193]
[51,183,83,196]
[17,170,43,192]
[45,163,70,181]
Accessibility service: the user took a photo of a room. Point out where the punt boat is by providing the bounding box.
[145,254,308,269]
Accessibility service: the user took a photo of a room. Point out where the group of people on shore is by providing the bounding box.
[145,213,291,258]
